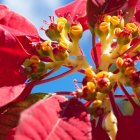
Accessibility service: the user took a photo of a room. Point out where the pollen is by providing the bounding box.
[30,55,40,64]
[99,22,109,32]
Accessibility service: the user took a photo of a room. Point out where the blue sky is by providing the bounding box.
[0,0,93,93]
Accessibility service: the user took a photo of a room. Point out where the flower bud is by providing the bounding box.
[124,66,136,76]
[116,57,124,69]
[57,17,67,32]
[30,55,40,64]
[41,41,51,51]
[87,82,96,93]
[104,15,111,23]
[85,67,96,78]
[92,100,102,108]
[126,23,138,38]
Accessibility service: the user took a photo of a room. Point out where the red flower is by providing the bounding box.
[55,1,140,140]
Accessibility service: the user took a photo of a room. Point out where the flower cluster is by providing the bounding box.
[0,0,140,140]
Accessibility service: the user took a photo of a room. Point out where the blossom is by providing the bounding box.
[55,0,140,140]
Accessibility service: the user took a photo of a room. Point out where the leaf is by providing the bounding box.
[87,0,126,28]
[0,4,39,41]
[0,93,49,140]
[0,84,26,107]
[15,95,92,140]
[131,1,140,24]
[55,0,88,31]
[0,25,30,87]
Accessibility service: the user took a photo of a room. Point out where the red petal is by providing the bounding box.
[0,25,30,87]
[131,1,140,24]
[0,4,39,41]
[55,0,88,31]
[0,84,26,107]
[87,0,126,28]
[15,95,92,140]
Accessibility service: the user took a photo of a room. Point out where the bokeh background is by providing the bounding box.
[0,0,93,93]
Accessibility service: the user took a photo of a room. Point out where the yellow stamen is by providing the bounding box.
[41,41,51,51]
[87,82,96,92]
[59,41,68,51]
[99,22,109,32]
[110,16,120,26]
[92,100,102,108]
[104,15,111,23]
[70,24,83,36]
[57,22,65,32]
[126,23,138,33]
[85,67,96,77]
[96,71,109,78]
[124,66,136,75]
[57,17,67,24]
[116,57,124,69]
[114,28,122,36]
[30,55,40,64]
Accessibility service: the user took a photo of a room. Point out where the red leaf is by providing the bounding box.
[131,1,140,24]
[0,93,49,139]
[0,4,39,41]
[15,95,92,140]
[87,0,126,28]
[0,25,30,87]
[4,128,16,140]
[91,42,102,68]
[55,0,88,31]
[0,84,26,107]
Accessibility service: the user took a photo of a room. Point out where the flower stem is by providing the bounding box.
[35,67,79,85]
[119,84,138,108]
[108,91,122,119]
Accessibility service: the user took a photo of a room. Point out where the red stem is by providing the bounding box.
[35,67,78,85]
[91,33,99,68]
[119,84,138,108]
[109,91,122,119]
